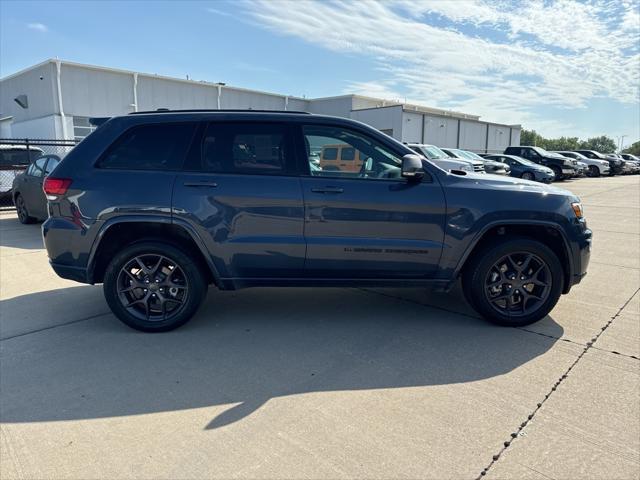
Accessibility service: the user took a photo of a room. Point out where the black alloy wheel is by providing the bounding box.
[104,242,207,332]
[117,254,189,322]
[462,237,563,327]
[483,252,551,318]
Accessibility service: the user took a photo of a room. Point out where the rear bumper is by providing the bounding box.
[43,216,96,284]
[50,261,91,283]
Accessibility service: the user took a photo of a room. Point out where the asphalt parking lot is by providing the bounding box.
[1,176,638,480]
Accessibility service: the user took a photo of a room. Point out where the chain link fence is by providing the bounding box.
[0,139,78,208]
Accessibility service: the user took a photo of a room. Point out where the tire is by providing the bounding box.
[103,241,207,332]
[462,237,564,327]
[521,171,535,181]
[588,165,599,177]
[549,165,562,181]
[14,194,36,224]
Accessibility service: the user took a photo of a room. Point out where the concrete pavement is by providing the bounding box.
[0,176,638,479]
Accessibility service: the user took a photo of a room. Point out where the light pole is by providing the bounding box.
[619,135,628,152]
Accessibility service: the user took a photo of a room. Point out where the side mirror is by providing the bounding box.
[401,154,425,181]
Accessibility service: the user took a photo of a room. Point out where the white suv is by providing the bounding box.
[552,151,609,177]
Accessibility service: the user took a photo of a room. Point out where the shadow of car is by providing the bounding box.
[0,285,563,430]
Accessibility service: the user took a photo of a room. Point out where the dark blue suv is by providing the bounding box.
[42,111,591,332]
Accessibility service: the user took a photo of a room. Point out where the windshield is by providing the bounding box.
[462,150,484,160]
[532,146,552,156]
[417,145,448,160]
[452,149,473,160]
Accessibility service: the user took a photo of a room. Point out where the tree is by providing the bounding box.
[578,136,617,153]
[520,129,544,146]
[623,141,640,156]
[520,129,618,153]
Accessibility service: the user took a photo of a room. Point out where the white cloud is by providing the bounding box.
[206,7,231,17]
[245,0,640,135]
[27,22,48,32]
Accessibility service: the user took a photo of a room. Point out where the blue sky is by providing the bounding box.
[1,0,638,146]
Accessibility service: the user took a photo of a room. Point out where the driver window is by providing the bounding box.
[302,125,402,180]
[30,157,47,178]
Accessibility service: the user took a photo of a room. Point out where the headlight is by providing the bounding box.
[571,202,584,219]
[564,160,573,167]
[463,165,474,172]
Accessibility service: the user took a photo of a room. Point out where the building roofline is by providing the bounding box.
[1,58,309,102]
[0,59,55,82]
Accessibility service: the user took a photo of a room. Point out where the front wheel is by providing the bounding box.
[103,241,207,332]
[549,165,562,181]
[462,238,564,327]
[521,171,535,181]
[587,165,599,177]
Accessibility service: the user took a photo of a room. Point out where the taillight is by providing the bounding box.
[43,177,72,196]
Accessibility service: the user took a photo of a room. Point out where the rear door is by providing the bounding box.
[173,121,305,280]
[297,124,446,279]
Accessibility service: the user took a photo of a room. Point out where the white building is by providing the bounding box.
[0,59,520,151]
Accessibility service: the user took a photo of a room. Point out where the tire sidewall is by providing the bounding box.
[103,241,207,332]
[463,238,563,327]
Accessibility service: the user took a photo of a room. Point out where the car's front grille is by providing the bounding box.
[473,165,485,172]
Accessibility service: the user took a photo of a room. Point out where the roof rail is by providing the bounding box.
[129,109,311,115]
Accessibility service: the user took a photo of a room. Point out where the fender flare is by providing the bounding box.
[86,215,222,286]
[452,219,574,287]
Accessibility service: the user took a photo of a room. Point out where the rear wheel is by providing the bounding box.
[103,241,207,332]
[462,238,563,327]
[521,171,535,181]
[588,165,599,177]
[15,194,36,224]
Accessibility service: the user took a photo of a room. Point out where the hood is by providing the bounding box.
[453,170,573,196]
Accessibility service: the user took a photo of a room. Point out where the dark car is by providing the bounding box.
[43,110,591,332]
[504,146,576,180]
[574,150,623,175]
[484,154,555,183]
[12,155,61,223]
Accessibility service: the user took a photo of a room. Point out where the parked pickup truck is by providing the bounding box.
[42,111,592,332]
[504,146,576,180]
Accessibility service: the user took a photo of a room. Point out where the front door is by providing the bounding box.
[298,124,446,279]
[22,156,49,218]
[173,121,305,280]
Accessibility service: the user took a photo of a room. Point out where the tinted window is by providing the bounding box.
[201,123,289,174]
[0,149,42,167]
[45,157,60,175]
[99,123,196,170]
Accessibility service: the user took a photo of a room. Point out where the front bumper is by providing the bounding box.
[567,223,592,292]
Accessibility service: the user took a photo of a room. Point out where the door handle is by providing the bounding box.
[183,181,218,188]
[311,187,344,194]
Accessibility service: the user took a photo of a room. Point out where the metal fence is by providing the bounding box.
[0,138,79,208]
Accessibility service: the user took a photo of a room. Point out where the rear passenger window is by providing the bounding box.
[98,123,196,170]
[200,123,289,174]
